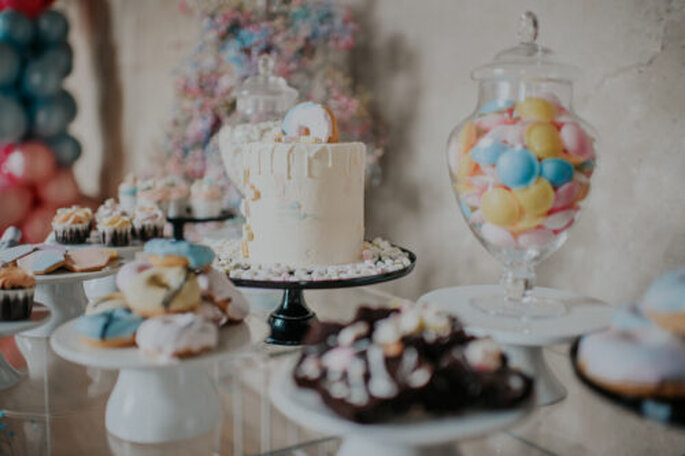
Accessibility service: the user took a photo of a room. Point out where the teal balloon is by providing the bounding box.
[0,10,34,47]
[41,42,72,77]
[47,133,81,166]
[0,42,20,87]
[36,10,69,44]
[0,94,28,142]
[30,96,70,137]
[22,59,63,97]
[55,89,76,122]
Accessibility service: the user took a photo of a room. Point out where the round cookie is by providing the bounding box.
[197,267,249,323]
[85,292,129,316]
[640,267,685,334]
[16,250,65,274]
[136,313,219,359]
[144,239,214,270]
[76,308,144,348]
[115,260,152,294]
[123,266,201,317]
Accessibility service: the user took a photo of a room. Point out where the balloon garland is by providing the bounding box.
[0,3,87,243]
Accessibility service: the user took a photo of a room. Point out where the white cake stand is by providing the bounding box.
[0,305,50,391]
[419,285,612,405]
[270,361,533,456]
[51,319,254,444]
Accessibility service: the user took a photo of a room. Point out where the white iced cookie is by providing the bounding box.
[136,313,218,359]
[281,102,338,143]
[197,267,249,322]
[123,267,201,317]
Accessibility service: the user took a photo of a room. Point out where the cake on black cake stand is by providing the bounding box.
[230,246,416,346]
[167,208,235,240]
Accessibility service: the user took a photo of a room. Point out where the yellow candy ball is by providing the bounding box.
[481,188,521,226]
[508,213,546,234]
[457,153,478,181]
[516,97,557,122]
[458,121,477,155]
[513,178,555,215]
[526,123,563,159]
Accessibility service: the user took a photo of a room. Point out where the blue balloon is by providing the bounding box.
[22,59,63,97]
[47,133,81,166]
[41,42,72,77]
[36,10,69,44]
[0,42,20,87]
[0,94,28,142]
[0,10,34,47]
[30,96,71,137]
[55,89,77,122]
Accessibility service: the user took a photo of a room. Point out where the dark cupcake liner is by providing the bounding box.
[0,290,34,321]
[54,224,92,244]
[99,228,132,247]
[134,224,165,242]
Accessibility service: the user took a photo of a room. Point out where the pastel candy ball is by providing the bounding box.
[574,173,591,203]
[480,223,516,249]
[518,228,555,249]
[516,97,557,122]
[456,152,478,181]
[552,181,578,210]
[480,187,520,226]
[475,113,510,131]
[541,158,574,187]
[560,122,595,160]
[513,178,555,216]
[508,213,546,234]
[496,147,540,189]
[470,138,511,165]
[525,123,563,159]
[486,124,524,146]
[478,99,515,115]
[543,209,576,230]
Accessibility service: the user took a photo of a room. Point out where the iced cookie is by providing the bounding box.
[77,308,144,348]
[144,239,214,270]
[197,267,249,322]
[0,245,36,265]
[640,267,685,334]
[115,260,152,294]
[65,247,113,272]
[17,250,65,274]
[136,313,218,359]
[85,292,129,315]
[123,266,201,317]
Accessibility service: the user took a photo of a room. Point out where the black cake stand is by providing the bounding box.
[570,339,684,427]
[166,209,235,240]
[230,246,416,345]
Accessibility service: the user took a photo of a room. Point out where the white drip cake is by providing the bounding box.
[237,102,366,267]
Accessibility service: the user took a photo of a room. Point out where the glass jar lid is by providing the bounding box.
[472,12,580,82]
[235,55,298,113]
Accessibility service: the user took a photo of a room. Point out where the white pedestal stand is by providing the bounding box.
[0,306,50,391]
[51,319,254,443]
[419,285,612,405]
[270,361,533,456]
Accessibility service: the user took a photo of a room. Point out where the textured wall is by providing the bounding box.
[64,0,685,304]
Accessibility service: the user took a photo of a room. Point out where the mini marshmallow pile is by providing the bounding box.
[213,237,412,282]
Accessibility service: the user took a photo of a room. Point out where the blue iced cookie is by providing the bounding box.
[144,239,214,269]
[641,267,685,334]
[77,308,143,347]
[0,244,35,265]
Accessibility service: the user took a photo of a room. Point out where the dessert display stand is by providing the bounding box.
[270,360,533,456]
[167,210,235,241]
[51,319,254,443]
[419,285,612,405]
[231,247,416,346]
[0,305,50,391]
[570,340,685,427]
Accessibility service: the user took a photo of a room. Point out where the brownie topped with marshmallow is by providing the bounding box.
[293,304,533,423]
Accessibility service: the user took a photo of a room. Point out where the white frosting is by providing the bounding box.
[464,338,503,372]
[197,267,249,322]
[241,142,365,266]
[135,313,218,360]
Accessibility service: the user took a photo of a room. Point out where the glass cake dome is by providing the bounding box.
[445,12,597,318]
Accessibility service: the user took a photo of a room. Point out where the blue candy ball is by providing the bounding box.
[540,158,574,187]
[40,42,72,77]
[478,99,515,115]
[0,42,20,87]
[22,59,63,97]
[0,94,28,142]
[36,10,69,44]
[47,133,81,166]
[30,96,71,137]
[470,138,512,165]
[0,10,34,47]
[496,148,540,189]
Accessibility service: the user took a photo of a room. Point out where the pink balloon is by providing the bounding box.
[3,142,57,184]
[0,185,33,230]
[36,168,79,206]
[21,204,56,244]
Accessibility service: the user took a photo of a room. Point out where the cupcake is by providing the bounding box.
[137,179,169,215]
[132,204,165,241]
[190,178,223,218]
[52,206,94,244]
[159,176,190,217]
[0,265,36,321]
[95,198,126,224]
[118,173,138,214]
[97,214,133,246]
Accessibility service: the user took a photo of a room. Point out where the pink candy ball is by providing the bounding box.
[518,228,555,249]
[560,123,594,160]
[552,181,578,209]
[481,223,516,248]
[475,113,511,131]
[543,209,576,230]
[485,124,524,146]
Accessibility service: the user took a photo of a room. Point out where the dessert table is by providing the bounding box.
[0,286,683,455]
